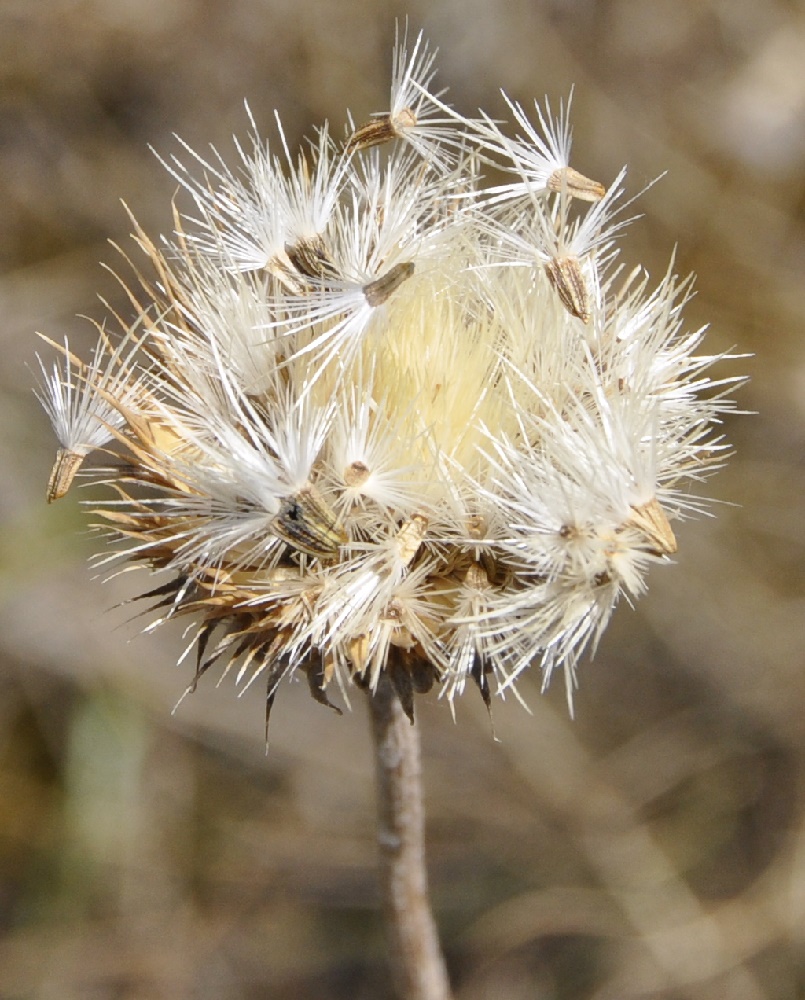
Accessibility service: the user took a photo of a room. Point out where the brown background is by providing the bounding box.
[1,1,803,997]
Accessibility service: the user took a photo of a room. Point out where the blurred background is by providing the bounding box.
[1,0,803,997]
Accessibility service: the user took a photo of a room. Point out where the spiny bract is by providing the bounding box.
[36,27,739,728]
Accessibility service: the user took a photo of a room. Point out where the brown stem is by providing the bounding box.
[366,675,454,1000]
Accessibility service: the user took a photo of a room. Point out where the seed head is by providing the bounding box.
[36,28,741,729]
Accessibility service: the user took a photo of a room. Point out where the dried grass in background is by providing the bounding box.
[1,1,803,997]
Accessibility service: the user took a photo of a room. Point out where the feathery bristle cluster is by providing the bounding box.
[36,28,739,727]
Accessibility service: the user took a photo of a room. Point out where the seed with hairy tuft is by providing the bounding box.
[547,166,606,202]
[363,262,416,307]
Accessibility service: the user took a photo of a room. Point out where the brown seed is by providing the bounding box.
[347,115,396,152]
[547,166,606,202]
[363,261,415,307]
[346,107,418,153]
[47,447,84,503]
[544,255,590,323]
[272,484,345,558]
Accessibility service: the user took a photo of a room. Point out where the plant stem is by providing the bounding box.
[366,675,454,1000]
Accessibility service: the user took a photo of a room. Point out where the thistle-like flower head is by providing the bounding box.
[36,29,741,728]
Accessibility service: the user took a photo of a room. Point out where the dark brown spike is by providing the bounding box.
[264,688,277,751]
[305,657,343,715]
[471,655,498,739]
[189,629,252,690]
[191,620,222,692]
[193,632,246,688]
[132,576,187,604]
[352,669,370,692]
[119,575,194,622]
[470,655,491,713]
[262,654,295,751]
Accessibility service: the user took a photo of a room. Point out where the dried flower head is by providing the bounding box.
[37,29,740,729]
